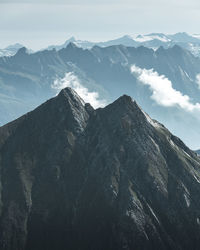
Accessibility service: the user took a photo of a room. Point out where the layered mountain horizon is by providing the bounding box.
[1,87,200,250]
[45,32,200,57]
[1,32,200,57]
[0,40,200,149]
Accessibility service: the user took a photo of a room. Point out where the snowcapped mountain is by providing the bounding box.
[46,36,96,50]
[169,32,200,43]
[134,32,200,44]
[0,43,24,57]
[2,32,200,58]
[45,32,200,57]
[133,33,171,42]
[0,43,33,57]
[46,35,137,50]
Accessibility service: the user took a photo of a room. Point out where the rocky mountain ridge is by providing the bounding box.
[1,42,200,148]
[0,88,200,250]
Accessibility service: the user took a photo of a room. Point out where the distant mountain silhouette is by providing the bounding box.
[44,32,200,57]
[0,44,32,57]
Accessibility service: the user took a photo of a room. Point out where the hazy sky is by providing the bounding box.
[0,0,200,49]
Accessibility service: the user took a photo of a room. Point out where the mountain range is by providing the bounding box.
[0,42,200,149]
[1,32,200,58]
[45,32,200,57]
[0,87,200,250]
[43,32,200,57]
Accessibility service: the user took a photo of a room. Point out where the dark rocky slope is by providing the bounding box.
[0,88,200,250]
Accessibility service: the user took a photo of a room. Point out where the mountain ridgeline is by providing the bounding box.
[1,32,200,57]
[37,32,200,57]
[0,88,200,250]
[0,42,200,148]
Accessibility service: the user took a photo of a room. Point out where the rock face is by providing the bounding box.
[0,88,200,250]
[1,43,200,149]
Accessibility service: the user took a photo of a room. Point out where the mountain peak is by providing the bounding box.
[64,36,76,45]
[107,94,137,110]
[1,88,200,250]
[66,42,78,49]
[69,36,76,41]
[103,94,147,124]
[59,86,79,97]
[29,87,89,135]
[114,94,135,105]
[58,87,85,106]
[14,46,28,56]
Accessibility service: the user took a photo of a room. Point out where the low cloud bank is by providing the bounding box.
[131,65,200,112]
[52,72,106,109]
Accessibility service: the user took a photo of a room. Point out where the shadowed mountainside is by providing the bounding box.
[0,88,200,250]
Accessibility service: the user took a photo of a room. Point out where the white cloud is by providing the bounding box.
[131,65,200,112]
[52,72,106,109]
[196,74,200,89]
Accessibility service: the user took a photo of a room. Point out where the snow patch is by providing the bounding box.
[141,109,161,129]
[134,34,171,43]
[183,193,190,207]
[149,137,160,153]
[193,173,200,184]
[147,204,160,224]
[192,34,200,39]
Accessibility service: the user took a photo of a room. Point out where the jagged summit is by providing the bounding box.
[0,89,200,250]
[15,46,28,56]
[58,87,85,105]
[66,42,78,49]
[103,94,145,119]
[113,94,134,104]
[58,86,74,95]
[101,94,162,132]
[64,36,76,44]
[58,88,141,117]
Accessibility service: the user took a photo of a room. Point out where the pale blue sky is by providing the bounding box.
[0,0,200,49]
